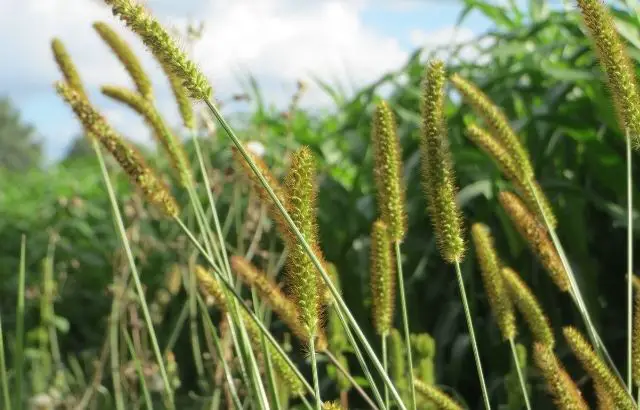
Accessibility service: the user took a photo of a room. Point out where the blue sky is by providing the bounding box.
[0,0,498,161]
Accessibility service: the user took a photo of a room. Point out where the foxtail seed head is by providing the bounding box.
[372,100,406,241]
[594,378,616,410]
[499,191,569,291]
[370,220,396,336]
[450,73,534,177]
[284,147,323,340]
[471,223,516,341]
[420,59,465,263]
[414,380,463,410]
[93,22,153,100]
[532,343,589,410]
[577,0,640,145]
[231,256,327,351]
[104,0,212,100]
[101,85,192,186]
[56,82,179,217]
[166,72,195,130]
[322,402,343,410]
[501,267,555,347]
[563,326,635,409]
[51,39,86,97]
[194,265,304,395]
[633,275,640,385]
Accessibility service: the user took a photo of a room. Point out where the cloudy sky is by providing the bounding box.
[0,0,500,161]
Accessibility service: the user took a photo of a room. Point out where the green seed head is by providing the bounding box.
[502,267,555,347]
[104,0,212,100]
[372,100,407,241]
[451,73,534,177]
[101,85,192,187]
[499,191,568,292]
[471,223,516,341]
[563,326,635,410]
[51,39,86,96]
[56,82,179,218]
[414,380,463,410]
[532,342,589,410]
[577,0,640,146]
[93,21,154,100]
[370,220,396,336]
[420,59,465,263]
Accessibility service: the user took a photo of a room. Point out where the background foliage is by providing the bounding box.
[1,0,640,408]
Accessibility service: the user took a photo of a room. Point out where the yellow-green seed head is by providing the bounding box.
[93,21,154,100]
[372,100,407,241]
[101,85,192,186]
[167,72,195,130]
[501,267,555,347]
[414,380,463,410]
[231,255,327,351]
[104,0,212,100]
[420,59,465,263]
[369,220,396,336]
[563,326,634,409]
[577,0,640,145]
[499,191,569,291]
[633,275,640,385]
[51,39,86,96]
[471,223,516,341]
[284,147,322,340]
[450,73,534,177]
[165,264,183,295]
[594,378,616,410]
[56,82,179,217]
[532,342,589,410]
[322,402,343,410]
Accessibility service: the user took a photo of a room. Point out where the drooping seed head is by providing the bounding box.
[532,342,589,410]
[450,73,534,177]
[369,220,396,336]
[283,147,323,340]
[414,380,463,410]
[51,39,86,96]
[372,100,407,241]
[166,73,195,130]
[499,191,569,292]
[501,267,555,347]
[563,326,634,409]
[104,0,212,100]
[231,255,327,351]
[471,223,516,340]
[56,82,179,217]
[420,59,465,263]
[93,21,153,100]
[101,85,192,186]
[577,0,640,146]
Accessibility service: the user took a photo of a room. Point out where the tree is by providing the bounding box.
[0,96,42,171]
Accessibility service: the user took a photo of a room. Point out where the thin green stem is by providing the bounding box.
[310,336,322,410]
[454,261,491,410]
[251,290,282,410]
[325,350,379,410]
[508,338,531,410]
[109,280,126,410]
[123,330,153,409]
[14,235,26,409]
[92,142,175,408]
[0,315,11,410]
[627,130,634,393]
[202,99,407,410]
[394,241,416,410]
[382,334,389,410]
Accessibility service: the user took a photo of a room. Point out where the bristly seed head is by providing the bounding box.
[414,380,463,410]
[51,39,86,97]
[532,342,589,410]
[420,59,465,263]
[577,0,640,147]
[499,191,569,292]
[563,326,635,410]
[104,0,212,100]
[93,21,154,101]
[451,73,534,177]
[370,220,396,336]
[471,223,516,341]
[501,267,555,347]
[372,100,407,241]
[56,82,179,218]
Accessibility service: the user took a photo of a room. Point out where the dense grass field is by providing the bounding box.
[3,0,640,409]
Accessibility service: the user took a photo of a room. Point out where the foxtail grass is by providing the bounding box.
[420,59,490,409]
[51,39,86,97]
[413,380,463,410]
[532,343,588,410]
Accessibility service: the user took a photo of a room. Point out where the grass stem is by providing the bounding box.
[394,241,416,410]
[310,336,322,410]
[382,333,389,410]
[14,235,26,409]
[0,315,10,410]
[627,129,634,392]
[508,338,531,410]
[324,350,379,410]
